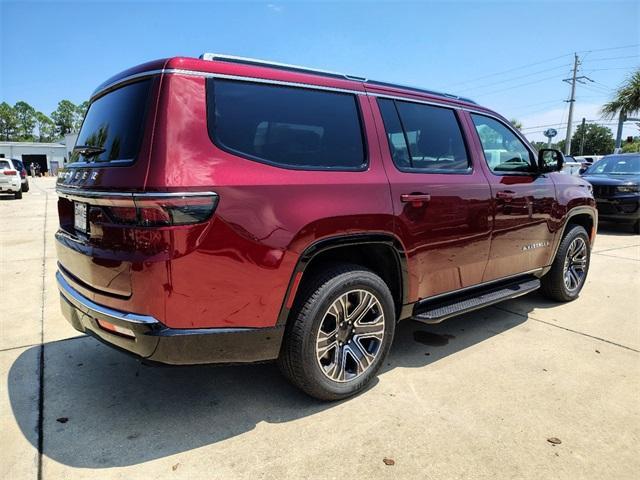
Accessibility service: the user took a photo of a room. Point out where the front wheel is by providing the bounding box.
[278,264,395,401]
[540,224,590,302]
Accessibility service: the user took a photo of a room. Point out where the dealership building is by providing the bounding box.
[0,135,77,174]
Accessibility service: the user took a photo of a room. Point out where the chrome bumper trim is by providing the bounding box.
[56,271,158,325]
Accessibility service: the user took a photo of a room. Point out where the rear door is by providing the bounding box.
[370,94,493,301]
[466,112,557,280]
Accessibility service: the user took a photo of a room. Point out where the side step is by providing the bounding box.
[412,277,541,324]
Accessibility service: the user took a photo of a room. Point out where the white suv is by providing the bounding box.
[0,159,23,199]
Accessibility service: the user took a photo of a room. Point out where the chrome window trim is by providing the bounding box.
[56,186,218,200]
[57,271,158,325]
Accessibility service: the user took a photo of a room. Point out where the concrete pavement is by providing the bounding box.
[1,177,639,479]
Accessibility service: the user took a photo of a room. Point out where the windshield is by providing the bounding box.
[71,79,151,164]
[585,155,640,175]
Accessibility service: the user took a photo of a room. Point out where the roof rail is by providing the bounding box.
[199,53,367,82]
[199,53,476,104]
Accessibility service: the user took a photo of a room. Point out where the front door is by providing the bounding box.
[467,113,557,281]
[370,95,493,301]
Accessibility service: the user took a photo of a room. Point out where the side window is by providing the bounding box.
[471,114,536,174]
[377,98,470,173]
[207,79,365,170]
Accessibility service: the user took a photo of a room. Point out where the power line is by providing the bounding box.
[457,63,572,94]
[442,53,573,88]
[471,72,569,98]
[441,44,639,90]
[579,43,639,54]
[583,55,640,63]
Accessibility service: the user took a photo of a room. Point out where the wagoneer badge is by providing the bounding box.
[522,241,550,251]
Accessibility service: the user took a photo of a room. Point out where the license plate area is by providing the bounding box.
[74,202,88,233]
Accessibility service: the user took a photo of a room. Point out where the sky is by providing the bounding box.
[1,0,639,142]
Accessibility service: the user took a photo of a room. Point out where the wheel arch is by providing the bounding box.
[547,206,597,272]
[276,233,409,327]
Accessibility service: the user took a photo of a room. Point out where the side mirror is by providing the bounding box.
[538,149,564,173]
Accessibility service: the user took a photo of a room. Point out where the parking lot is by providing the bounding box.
[1,177,639,479]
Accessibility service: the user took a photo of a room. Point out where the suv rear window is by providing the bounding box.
[207,79,366,170]
[71,79,151,164]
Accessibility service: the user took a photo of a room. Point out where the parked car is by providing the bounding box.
[575,155,603,175]
[561,155,583,175]
[581,153,640,233]
[0,159,23,199]
[55,54,597,400]
[10,158,30,192]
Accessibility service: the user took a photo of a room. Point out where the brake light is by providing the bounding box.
[20,169,26,178]
[101,194,218,227]
[3,170,17,175]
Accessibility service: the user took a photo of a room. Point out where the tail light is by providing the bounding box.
[3,170,17,175]
[100,193,218,227]
[20,169,26,179]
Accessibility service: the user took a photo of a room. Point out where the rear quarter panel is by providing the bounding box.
[148,74,394,328]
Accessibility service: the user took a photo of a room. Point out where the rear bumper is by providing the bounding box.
[57,271,284,365]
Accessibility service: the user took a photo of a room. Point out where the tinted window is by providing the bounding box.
[208,79,365,170]
[0,160,10,169]
[378,98,469,172]
[72,79,151,164]
[471,114,535,174]
[12,159,24,171]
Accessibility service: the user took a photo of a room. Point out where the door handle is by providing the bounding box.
[496,190,516,200]
[401,193,431,203]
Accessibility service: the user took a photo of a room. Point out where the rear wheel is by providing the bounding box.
[540,224,590,302]
[14,190,22,199]
[633,220,640,235]
[278,264,395,400]
[21,182,29,192]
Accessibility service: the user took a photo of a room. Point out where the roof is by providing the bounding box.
[92,55,486,111]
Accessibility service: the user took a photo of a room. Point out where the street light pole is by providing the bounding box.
[579,117,586,155]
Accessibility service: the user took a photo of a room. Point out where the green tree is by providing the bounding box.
[0,102,18,140]
[510,118,523,130]
[13,101,37,140]
[74,101,90,131]
[51,100,77,136]
[570,123,615,156]
[35,112,55,142]
[601,69,640,120]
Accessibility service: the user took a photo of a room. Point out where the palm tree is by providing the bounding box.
[601,69,640,150]
[510,118,523,130]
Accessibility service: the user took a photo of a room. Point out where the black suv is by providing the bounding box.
[582,153,640,233]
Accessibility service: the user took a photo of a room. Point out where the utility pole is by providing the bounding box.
[579,117,586,155]
[563,54,593,155]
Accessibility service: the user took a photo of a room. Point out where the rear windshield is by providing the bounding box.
[72,79,151,164]
[0,160,10,169]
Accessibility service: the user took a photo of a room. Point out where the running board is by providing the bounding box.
[412,277,541,324]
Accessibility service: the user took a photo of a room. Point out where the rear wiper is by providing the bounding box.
[73,145,105,158]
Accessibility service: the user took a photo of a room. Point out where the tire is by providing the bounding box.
[540,224,590,302]
[14,190,22,200]
[633,220,640,235]
[278,263,396,401]
[22,183,29,192]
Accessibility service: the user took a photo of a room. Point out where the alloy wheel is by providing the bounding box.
[563,237,588,292]
[315,289,385,383]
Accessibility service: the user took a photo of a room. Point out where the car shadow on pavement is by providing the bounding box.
[8,305,528,468]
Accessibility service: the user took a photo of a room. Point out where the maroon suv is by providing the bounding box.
[56,54,596,400]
